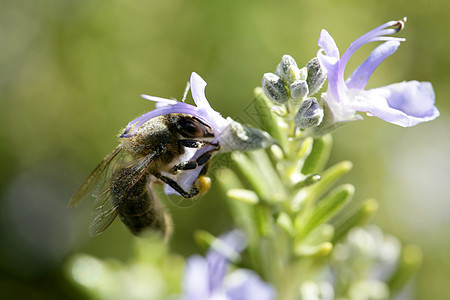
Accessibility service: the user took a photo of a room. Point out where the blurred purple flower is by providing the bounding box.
[317,18,439,127]
[182,230,276,300]
[120,72,274,195]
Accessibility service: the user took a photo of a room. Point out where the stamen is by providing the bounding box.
[182,82,190,103]
[141,94,178,105]
[393,17,407,32]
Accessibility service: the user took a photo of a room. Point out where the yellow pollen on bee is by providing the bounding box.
[195,176,212,194]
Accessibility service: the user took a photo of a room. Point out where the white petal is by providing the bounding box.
[190,72,212,109]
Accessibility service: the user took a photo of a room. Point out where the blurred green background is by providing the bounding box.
[1,0,449,298]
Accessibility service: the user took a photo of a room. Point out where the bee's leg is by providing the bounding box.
[153,172,199,198]
[171,148,218,174]
[179,140,220,150]
[199,162,209,175]
[196,152,213,166]
[172,161,198,172]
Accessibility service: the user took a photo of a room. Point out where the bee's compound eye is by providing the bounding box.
[177,117,213,138]
[195,176,211,195]
[178,118,202,137]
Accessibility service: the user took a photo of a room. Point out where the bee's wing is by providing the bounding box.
[87,147,163,236]
[69,145,124,208]
[88,201,120,237]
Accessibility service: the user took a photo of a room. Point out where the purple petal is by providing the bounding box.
[120,102,198,138]
[191,73,231,140]
[352,81,439,127]
[163,167,204,196]
[318,55,343,104]
[121,72,217,138]
[340,20,405,74]
[317,29,346,104]
[322,91,359,122]
[384,81,436,117]
[224,269,276,300]
[206,252,228,294]
[213,230,247,254]
[206,230,246,292]
[121,72,231,146]
[205,230,247,294]
[318,29,340,59]
[186,73,233,146]
[191,72,212,109]
[181,230,273,300]
[346,41,400,90]
[182,255,210,299]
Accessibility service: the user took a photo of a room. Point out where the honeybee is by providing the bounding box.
[69,114,220,238]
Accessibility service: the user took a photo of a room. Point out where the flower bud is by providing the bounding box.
[290,80,309,100]
[261,73,289,105]
[276,55,301,85]
[306,57,326,95]
[294,97,324,129]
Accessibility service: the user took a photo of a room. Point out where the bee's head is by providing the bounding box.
[172,114,214,139]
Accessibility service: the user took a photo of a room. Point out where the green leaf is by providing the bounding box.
[216,168,244,191]
[194,230,216,254]
[217,169,255,234]
[332,198,379,243]
[297,184,354,238]
[302,134,332,174]
[292,174,321,190]
[388,244,423,295]
[295,137,313,160]
[303,160,353,205]
[232,152,276,203]
[276,212,296,236]
[247,149,284,199]
[294,223,334,255]
[227,189,259,204]
[295,242,333,257]
[254,205,273,237]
